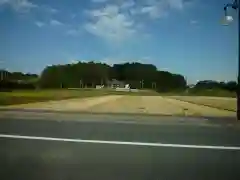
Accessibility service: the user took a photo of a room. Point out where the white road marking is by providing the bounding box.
[0,134,239,150]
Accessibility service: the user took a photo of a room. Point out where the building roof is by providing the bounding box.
[107,79,125,85]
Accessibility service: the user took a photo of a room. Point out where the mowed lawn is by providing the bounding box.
[0,89,103,106]
[0,89,159,106]
[169,96,236,112]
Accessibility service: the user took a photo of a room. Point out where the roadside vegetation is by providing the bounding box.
[168,96,236,112]
[0,89,101,106]
[160,89,236,97]
[160,83,236,112]
[0,89,160,106]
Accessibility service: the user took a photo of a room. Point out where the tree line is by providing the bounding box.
[0,70,39,90]
[39,61,187,91]
[0,62,237,93]
[192,80,237,92]
[0,70,38,82]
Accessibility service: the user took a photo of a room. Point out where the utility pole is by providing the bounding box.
[0,69,6,81]
[237,3,239,121]
[223,0,239,120]
[0,70,3,81]
[152,82,157,89]
[0,60,3,81]
[140,80,144,89]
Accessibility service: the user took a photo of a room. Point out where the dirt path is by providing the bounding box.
[89,96,235,117]
[88,96,144,114]
[141,96,183,115]
[0,95,235,117]
[1,96,123,111]
[89,96,184,115]
[168,96,236,112]
[163,97,235,117]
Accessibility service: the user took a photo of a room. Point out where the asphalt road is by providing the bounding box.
[0,112,240,180]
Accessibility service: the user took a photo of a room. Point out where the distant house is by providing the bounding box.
[185,84,195,93]
[106,79,125,88]
[188,84,195,89]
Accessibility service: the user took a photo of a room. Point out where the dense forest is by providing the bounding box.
[0,61,237,93]
[0,70,38,82]
[191,80,237,93]
[0,70,39,90]
[39,61,186,91]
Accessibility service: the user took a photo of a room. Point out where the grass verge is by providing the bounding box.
[0,88,159,106]
[168,96,236,112]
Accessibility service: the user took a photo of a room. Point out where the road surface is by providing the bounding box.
[0,112,240,180]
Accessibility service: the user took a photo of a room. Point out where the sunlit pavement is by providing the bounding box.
[0,113,240,180]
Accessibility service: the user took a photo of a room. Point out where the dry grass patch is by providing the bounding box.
[169,96,236,112]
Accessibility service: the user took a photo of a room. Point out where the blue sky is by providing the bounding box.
[0,0,238,83]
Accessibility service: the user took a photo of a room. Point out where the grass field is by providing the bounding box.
[0,89,159,106]
[169,96,236,112]
[158,89,236,98]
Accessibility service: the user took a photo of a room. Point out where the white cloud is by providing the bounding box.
[121,0,135,9]
[45,6,58,14]
[92,0,108,3]
[142,56,151,61]
[0,0,38,12]
[66,29,79,36]
[0,0,60,15]
[126,1,168,19]
[0,0,8,5]
[71,13,76,19]
[141,5,166,18]
[87,9,108,17]
[137,0,188,19]
[70,60,79,64]
[50,19,63,26]
[100,57,130,66]
[80,0,193,41]
[143,33,151,39]
[84,5,136,41]
[100,57,151,66]
[168,0,184,10]
[35,21,45,27]
[129,8,140,15]
[190,20,198,24]
[90,5,119,17]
